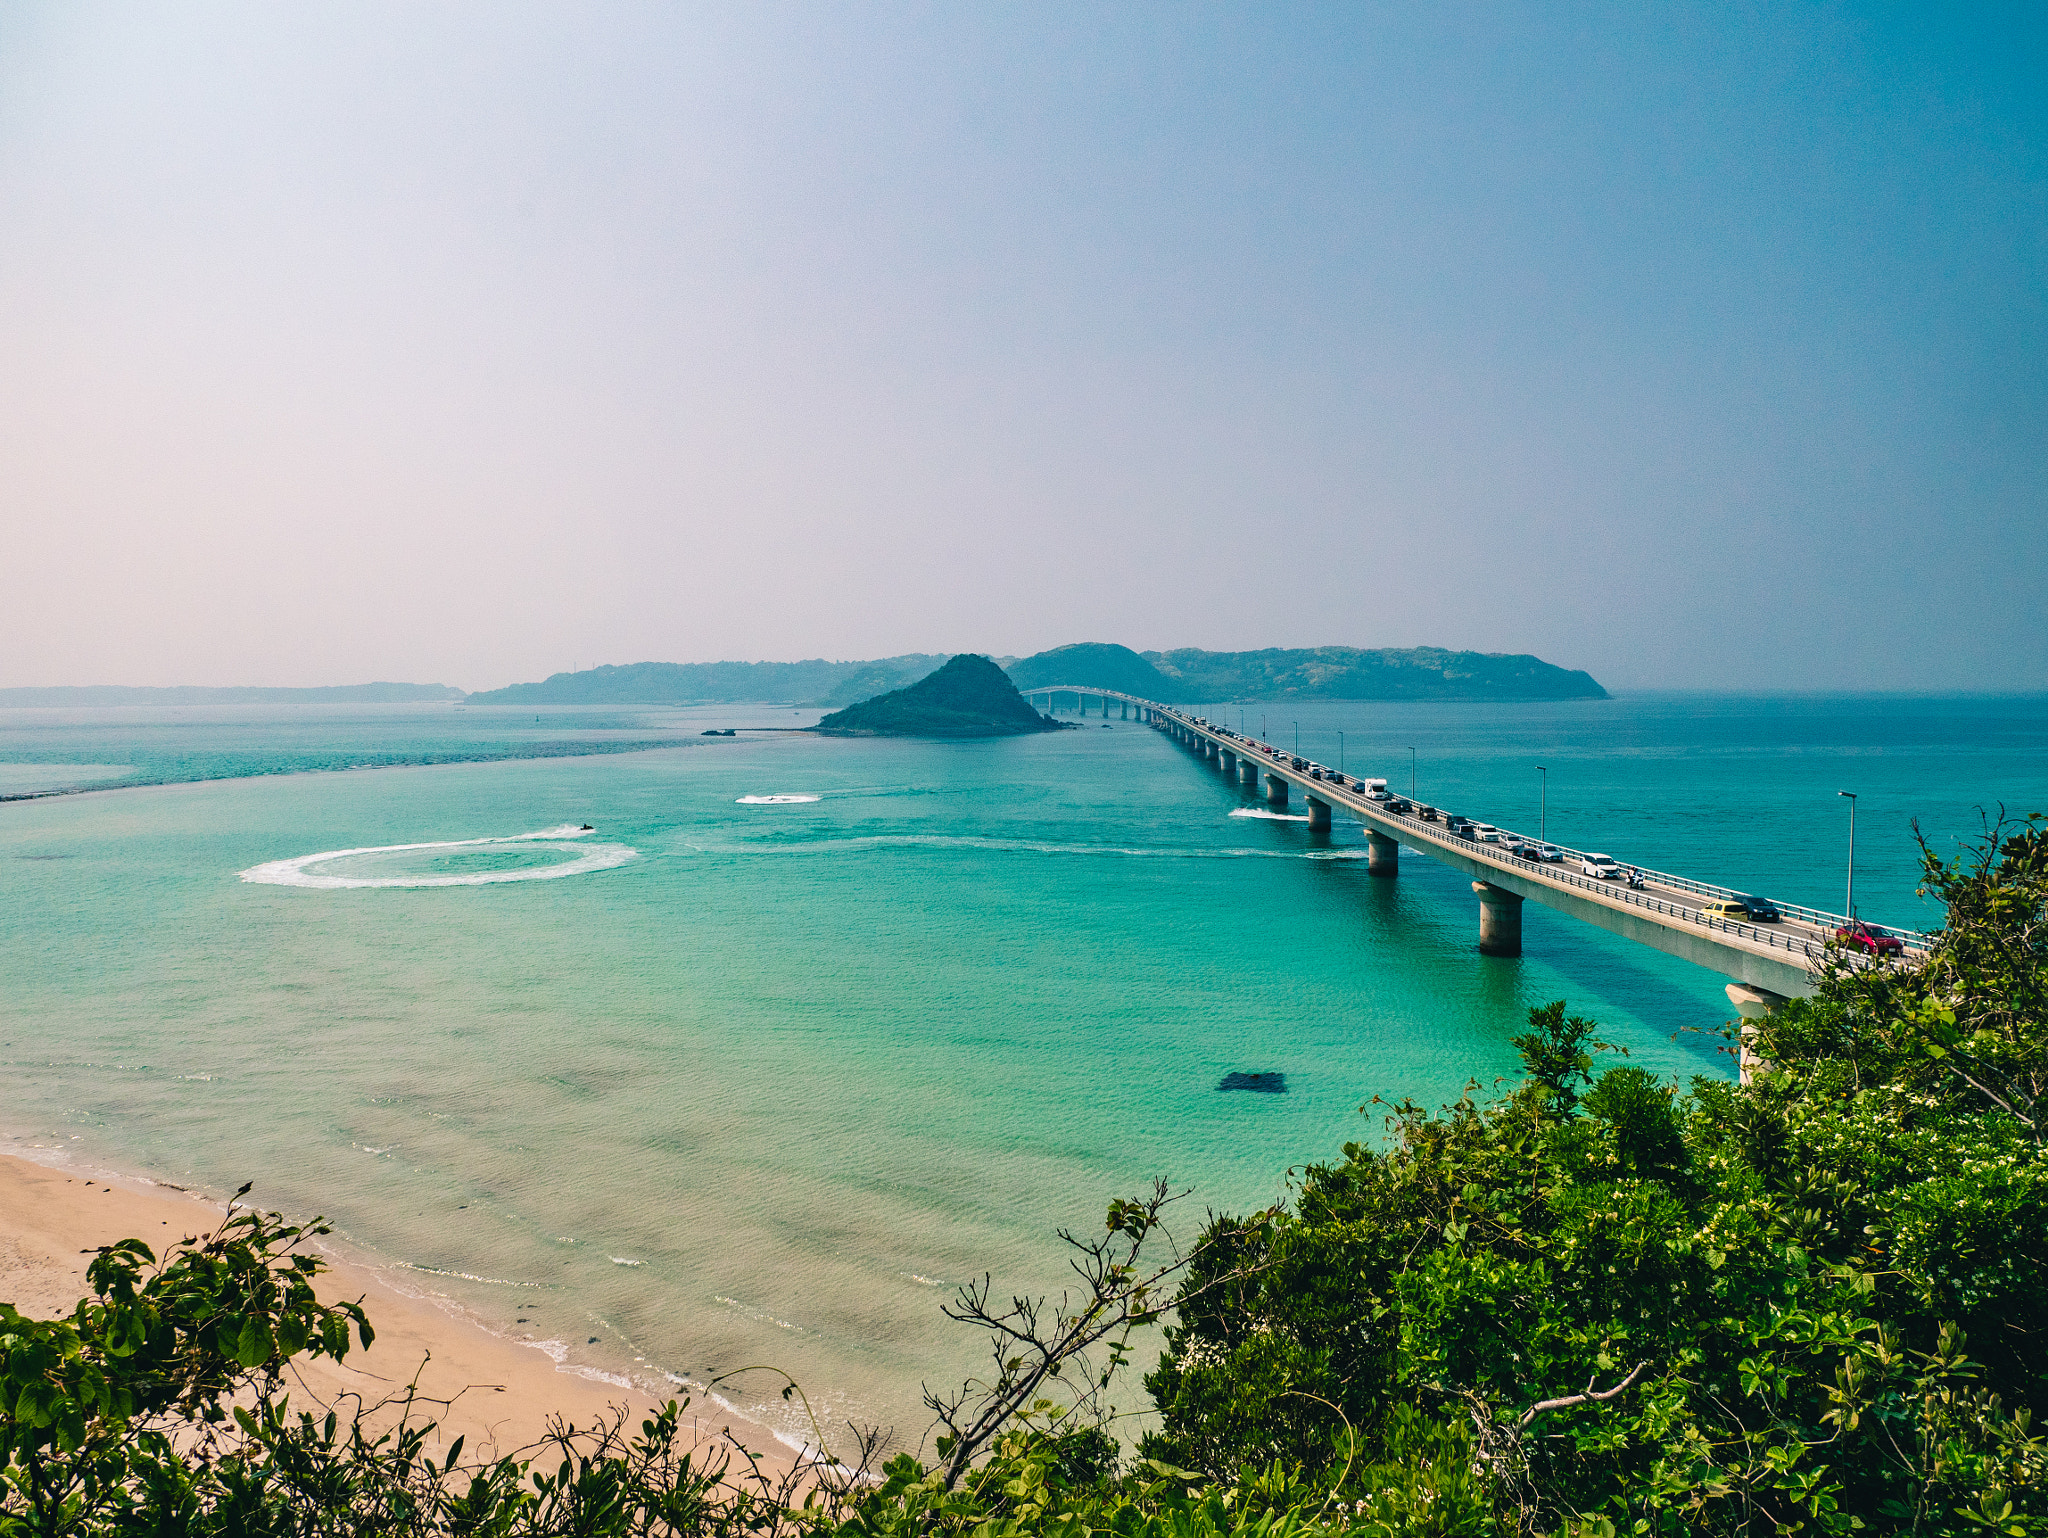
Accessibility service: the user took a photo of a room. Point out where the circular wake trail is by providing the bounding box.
[239,824,637,889]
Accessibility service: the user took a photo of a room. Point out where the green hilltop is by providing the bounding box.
[1008,641,1605,701]
[1004,642,1176,697]
[814,654,1064,737]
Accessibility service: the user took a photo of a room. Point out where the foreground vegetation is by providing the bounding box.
[5,818,2042,1534]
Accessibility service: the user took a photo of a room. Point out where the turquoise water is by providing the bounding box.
[2,694,2043,1449]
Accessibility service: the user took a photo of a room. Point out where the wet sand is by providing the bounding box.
[0,1151,792,1472]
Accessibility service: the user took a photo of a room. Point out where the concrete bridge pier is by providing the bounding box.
[1305,794,1332,830]
[1724,983,1790,1019]
[1219,749,1237,777]
[1725,983,1791,1085]
[1239,760,1259,787]
[1265,773,1289,807]
[1473,881,1525,956]
[1367,830,1399,877]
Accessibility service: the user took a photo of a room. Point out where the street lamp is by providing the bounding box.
[1407,747,1416,798]
[1293,721,1299,754]
[1839,791,1857,919]
[1338,731,1344,775]
[1538,766,1548,842]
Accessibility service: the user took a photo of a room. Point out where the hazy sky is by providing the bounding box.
[2,4,2042,692]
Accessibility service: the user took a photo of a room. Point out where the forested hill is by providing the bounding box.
[1143,645,1607,700]
[815,654,1063,737]
[463,643,1604,706]
[1004,642,1605,701]
[465,656,950,705]
[1005,642,1176,697]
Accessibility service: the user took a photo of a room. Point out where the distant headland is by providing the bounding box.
[465,657,952,708]
[1006,642,1608,702]
[464,642,1607,706]
[814,654,1064,737]
[3,644,1605,710]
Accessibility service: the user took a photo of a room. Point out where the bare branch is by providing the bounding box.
[1517,1362,1649,1430]
[921,1179,1229,1488]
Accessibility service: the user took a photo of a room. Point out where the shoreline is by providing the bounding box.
[0,738,698,805]
[0,1146,797,1472]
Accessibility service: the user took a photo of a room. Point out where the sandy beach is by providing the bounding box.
[0,1150,793,1474]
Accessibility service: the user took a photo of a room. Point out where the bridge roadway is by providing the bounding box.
[1027,685,1927,1020]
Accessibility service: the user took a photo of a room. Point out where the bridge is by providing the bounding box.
[1027,685,1927,1027]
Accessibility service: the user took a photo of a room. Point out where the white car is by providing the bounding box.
[1470,824,1502,842]
[1579,853,1622,878]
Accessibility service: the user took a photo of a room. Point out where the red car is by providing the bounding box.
[1836,920,1904,957]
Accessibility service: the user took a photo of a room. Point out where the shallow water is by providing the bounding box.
[2,693,2042,1449]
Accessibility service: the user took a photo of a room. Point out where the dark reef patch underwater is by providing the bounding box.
[1217,1071,1287,1093]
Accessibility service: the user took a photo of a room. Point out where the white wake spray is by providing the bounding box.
[239,825,637,889]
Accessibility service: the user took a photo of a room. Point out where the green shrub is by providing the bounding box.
[1142,817,2048,1534]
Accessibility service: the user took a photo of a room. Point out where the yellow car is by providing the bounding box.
[1699,899,1750,920]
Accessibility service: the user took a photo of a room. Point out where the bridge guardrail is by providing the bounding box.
[1130,701,1927,965]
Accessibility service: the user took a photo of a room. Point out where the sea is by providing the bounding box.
[2,692,2043,1453]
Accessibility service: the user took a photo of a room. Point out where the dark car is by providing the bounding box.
[1508,842,1542,860]
[1737,895,1782,922]
[1387,797,1412,814]
[1417,806,1439,821]
[1836,920,1904,957]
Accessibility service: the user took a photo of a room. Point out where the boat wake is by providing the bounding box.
[239,825,638,889]
[1229,807,1311,823]
[687,832,1365,861]
[736,794,822,804]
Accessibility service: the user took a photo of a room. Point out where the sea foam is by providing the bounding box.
[239,825,636,889]
[736,794,822,804]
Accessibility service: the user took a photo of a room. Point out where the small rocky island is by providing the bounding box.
[814,654,1066,738]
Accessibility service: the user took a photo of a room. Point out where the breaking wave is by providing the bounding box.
[239,825,637,889]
